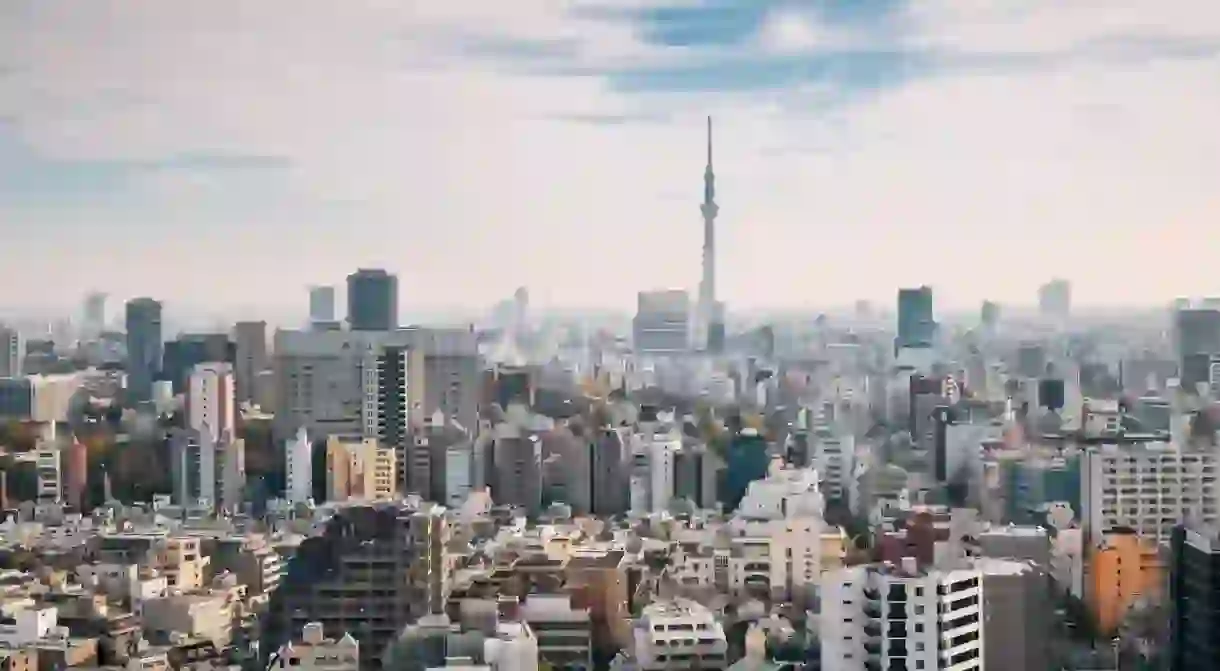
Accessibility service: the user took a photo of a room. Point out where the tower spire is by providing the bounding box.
[697,116,718,352]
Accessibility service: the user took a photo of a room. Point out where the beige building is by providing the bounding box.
[274,621,359,671]
[325,437,397,502]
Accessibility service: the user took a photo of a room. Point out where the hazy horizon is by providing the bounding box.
[3,1,1219,313]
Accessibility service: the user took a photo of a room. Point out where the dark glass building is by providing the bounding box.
[896,286,935,352]
[1170,524,1220,670]
[161,333,235,394]
[346,268,398,331]
[124,297,163,403]
[722,429,770,512]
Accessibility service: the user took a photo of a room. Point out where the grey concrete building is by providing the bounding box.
[272,328,474,442]
[423,350,480,436]
[978,558,1051,671]
[233,320,268,405]
[487,429,543,518]
[591,426,631,516]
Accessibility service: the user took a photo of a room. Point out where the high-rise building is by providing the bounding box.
[632,290,690,356]
[124,297,163,403]
[169,428,245,510]
[896,286,935,351]
[1175,306,1220,390]
[162,333,235,394]
[233,321,268,405]
[346,269,398,331]
[308,286,336,325]
[83,292,107,338]
[273,328,472,443]
[1170,524,1220,670]
[1038,278,1072,319]
[188,362,237,444]
[488,432,543,518]
[261,500,451,667]
[980,300,1000,331]
[820,562,984,671]
[695,116,719,352]
[0,325,21,378]
[285,427,313,504]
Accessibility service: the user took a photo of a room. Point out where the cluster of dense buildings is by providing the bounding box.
[5,132,1220,671]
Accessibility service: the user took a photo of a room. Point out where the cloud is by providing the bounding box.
[0,0,1219,318]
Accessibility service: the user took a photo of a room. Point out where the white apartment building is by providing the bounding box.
[630,426,681,514]
[821,561,984,671]
[632,599,728,671]
[189,362,236,444]
[1081,442,1220,546]
[274,621,359,671]
[811,424,854,501]
[170,429,246,511]
[726,462,825,602]
[285,427,313,504]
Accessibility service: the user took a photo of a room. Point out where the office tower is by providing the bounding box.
[346,269,398,331]
[161,333,235,394]
[1176,307,1220,390]
[591,427,630,516]
[285,428,313,504]
[980,300,999,331]
[171,428,245,510]
[83,292,107,338]
[1015,342,1046,379]
[273,328,471,442]
[233,321,268,405]
[896,286,935,351]
[124,297,163,402]
[723,428,770,512]
[188,362,237,444]
[820,562,984,671]
[1170,524,1220,670]
[632,290,691,356]
[488,432,543,518]
[696,116,719,351]
[422,344,480,436]
[1038,278,1072,319]
[0,325,20,377]
[309,285,336,323]
[262,500,451,666]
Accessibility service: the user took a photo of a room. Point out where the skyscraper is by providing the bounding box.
[346,269,398,331]
[633,290,691,356]
[697,116,718,352]
[233,321,268,405]
[124,297,163,403]
[308,285,336,324]
[1038,278,1072,319]
[83,292,107,337]
[896,286,935,351]
[0,325,20,378]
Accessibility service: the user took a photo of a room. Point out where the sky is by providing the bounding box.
[2,0,1220,319]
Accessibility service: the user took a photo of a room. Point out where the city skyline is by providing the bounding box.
[2,1,1219,313]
